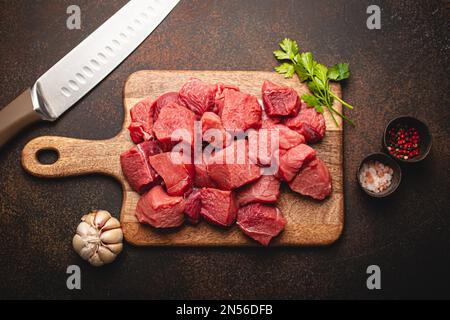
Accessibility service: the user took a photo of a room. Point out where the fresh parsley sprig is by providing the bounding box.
[274,38,355,126]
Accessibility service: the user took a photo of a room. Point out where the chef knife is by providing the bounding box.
[0,0,180,147]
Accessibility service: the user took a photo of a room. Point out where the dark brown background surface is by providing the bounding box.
[0,0,449,299]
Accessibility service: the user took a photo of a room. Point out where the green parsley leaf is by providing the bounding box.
[328,63,350,81]
[291,54,308,82]
[307,81,319,95]
[301,94,320,107]
[275,62,295,78]
[302,94,324,113]
[279,38,298,59]
[314,63,329,83]
[313,76,326,91]
[273,50,290,60]
[294,66,309,82]
[299,52,315,75]
[315,105,324,113]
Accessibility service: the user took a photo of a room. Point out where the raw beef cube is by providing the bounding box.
[221,90,262,132]
[201,112,230,148]
[237,175,281,206]
[251,119,279,166]
[136,185,185,228]
[138,139,163,157]
[212,82,240,115]
[130,98,154,123]
[153,102,196,146]
[288,157,332,200]
[207,140,261,190]
[278,144,316,182]
[120,141,162,194]
[179,78,216,117]
[184,189,202,224]
[128,122,151,145]
[128,98,155,143]
[200,188,237,227]
[262,114,282,126]
[237,203,287,246]
[153,92,180,120]
[194,158,218,188]
[274,124,305,150]
[272,149,288,180]
[149,152,194,196]
[247,128,279,167]
[250,124,305,167]
[262,80,301,117]
[284,102,326,143]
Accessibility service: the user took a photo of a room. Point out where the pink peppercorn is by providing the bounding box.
[387,124,421,159]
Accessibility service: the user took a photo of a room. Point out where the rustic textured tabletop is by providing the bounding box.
[0,0,449,299]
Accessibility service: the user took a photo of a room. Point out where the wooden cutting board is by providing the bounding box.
[21,70,344,246]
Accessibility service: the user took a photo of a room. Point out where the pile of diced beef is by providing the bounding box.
[120,78,331,245]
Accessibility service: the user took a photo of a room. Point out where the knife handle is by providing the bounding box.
[0,89,42,148]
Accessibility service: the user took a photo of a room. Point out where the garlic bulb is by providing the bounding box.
[72,210,123,267]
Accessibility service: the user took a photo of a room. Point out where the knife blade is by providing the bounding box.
[0,0,180,147]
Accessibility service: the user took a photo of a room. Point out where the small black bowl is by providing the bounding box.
[383,116,432,163]
[357,152,402,198]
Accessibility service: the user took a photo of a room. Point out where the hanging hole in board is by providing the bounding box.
[36,148,59,165]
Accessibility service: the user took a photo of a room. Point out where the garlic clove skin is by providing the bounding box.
[80,244,99,261]
[81,213,95,226]
[94,210,112,228]
[73,234,94,261]
[100,228,123,244]
[105,243,123,255]
[97,246,117,264]
[102,217,121,231]
[76,221,95,237]
[88,253,104,267]
[73,210,123,267]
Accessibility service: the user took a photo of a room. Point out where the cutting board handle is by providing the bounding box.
[21,133,131,179]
